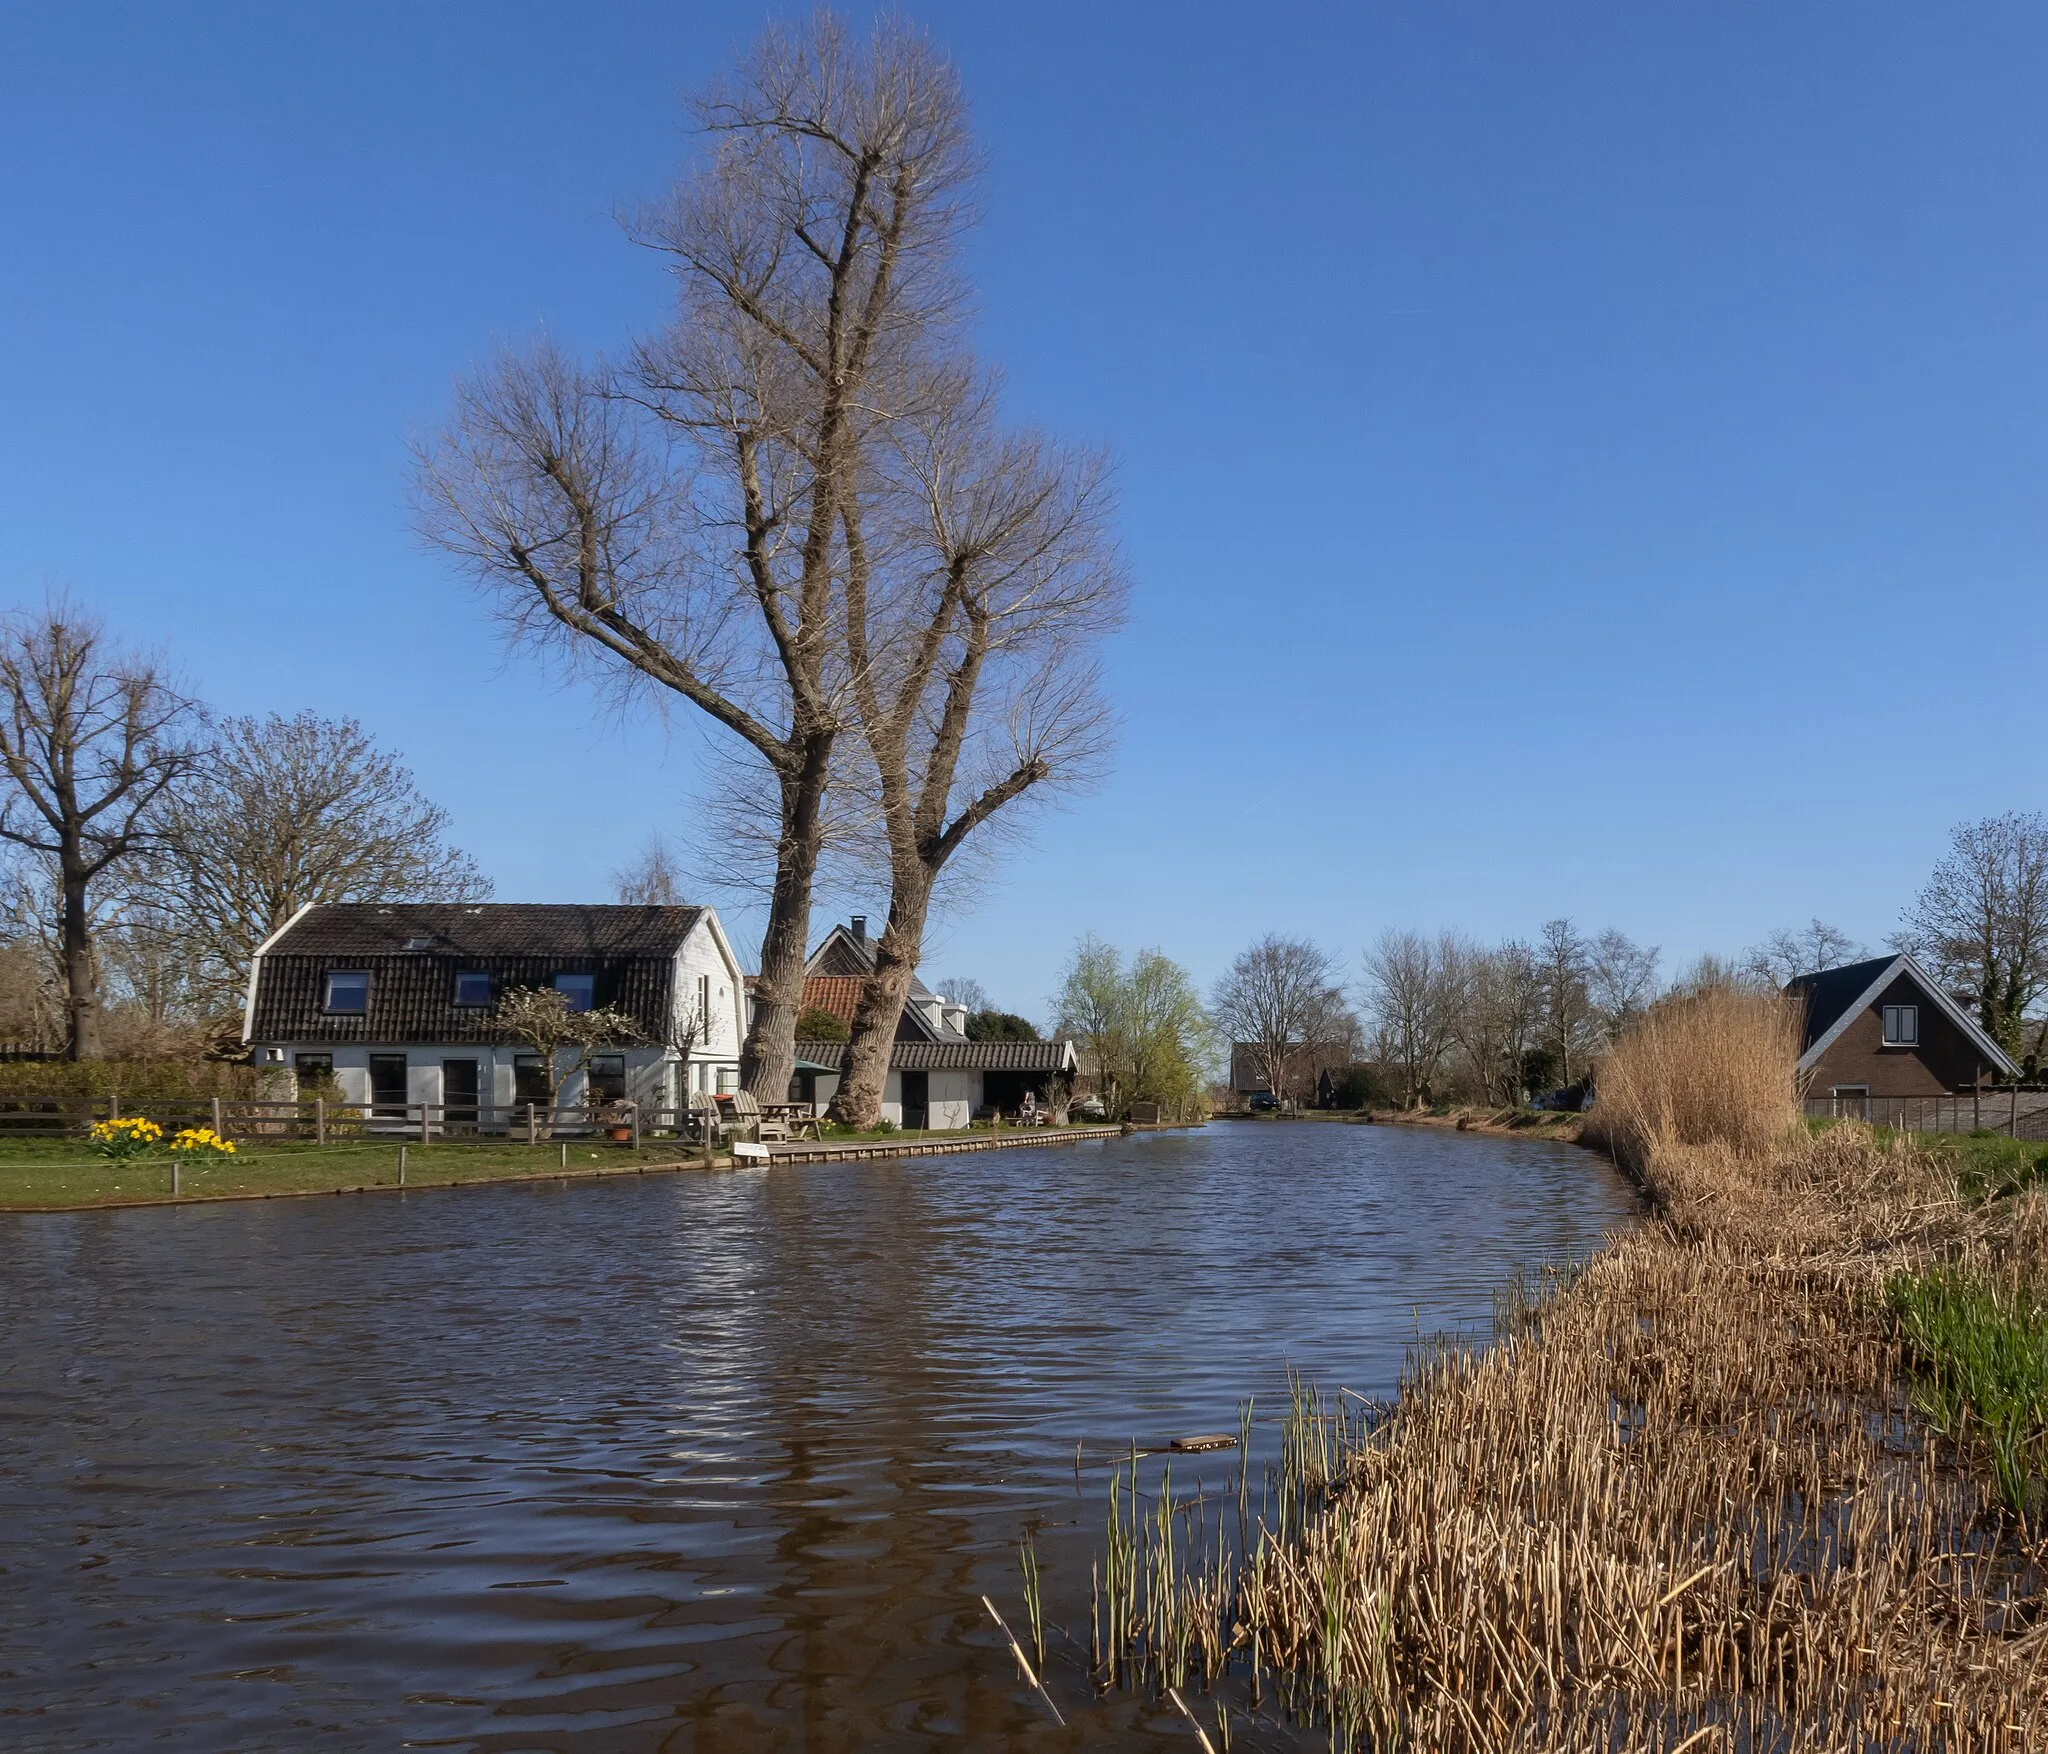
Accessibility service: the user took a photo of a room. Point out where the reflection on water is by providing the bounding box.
[0,1121,1633,1750]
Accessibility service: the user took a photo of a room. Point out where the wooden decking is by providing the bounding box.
[765,1125,1124,1163]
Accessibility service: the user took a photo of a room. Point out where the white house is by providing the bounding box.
[242,903,747,1118]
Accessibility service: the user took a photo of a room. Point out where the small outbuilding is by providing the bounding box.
[1787,953,2017,1107]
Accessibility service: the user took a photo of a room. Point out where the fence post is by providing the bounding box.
[211,1095,224,1142]
[315,1097,326,1147]
[629,1101,640,1149]
[420,1102,431,1145]
[1974,1089,1981,1131]
[171,1155,179,1198]
[110,1088,120,1121]
[2013,1086,2020,1136]
[526,1102,536,1146]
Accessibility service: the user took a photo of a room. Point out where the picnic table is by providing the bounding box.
[760,1101,822,1141]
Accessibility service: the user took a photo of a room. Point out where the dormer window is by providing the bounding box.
[1881,1004,1919,1047]
[323,971,369,1015]
[553,972,595,1013]
[453,971,493,1008]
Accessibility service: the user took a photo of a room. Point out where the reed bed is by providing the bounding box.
[1087,988,2048,1748]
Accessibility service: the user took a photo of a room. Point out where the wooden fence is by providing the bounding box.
[0,1098,720,1146]
[1801,1089,2048,1141]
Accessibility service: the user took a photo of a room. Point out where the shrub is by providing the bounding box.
[794,1006,849,1041]
[1587,986,1800,1173]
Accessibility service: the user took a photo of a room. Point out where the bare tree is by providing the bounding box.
[492,987,640,1126]
[1896,812,2048,1059]
[1587,928,1661,1041]
[0,602,196,1059]
[1456,939,1545,1104]
[414,14,975,1101]
[1743,919,1864,988]
[827,381,1125,1125]
[613,835,687,906]
[1211,934,1344,1107]
[1362,930,1470,1107]
[1538,918,1598,1090]
[137,713,487,1015]
[935,975,991,1013]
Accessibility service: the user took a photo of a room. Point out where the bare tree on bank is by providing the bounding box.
[613,835,687,907]
[0,603,195,1059]
[1539,918,1598,1090]
[1211,934,1345,1106]
[1744,918,1864,989]
[139,713,488,1014]
[1894,812,2048,1060]
[828,383,1125,1126]
[1456,939,1545,1104]
[414,15,975,1100]
[1363,930,1470,1108]
[1587,928,1661,1041]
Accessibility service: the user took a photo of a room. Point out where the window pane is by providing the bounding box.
[324,971,368,1014]
[553,972,595,1013]
[454,971,492,1007]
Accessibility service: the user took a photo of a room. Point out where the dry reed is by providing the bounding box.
[1092,989,2048,1748]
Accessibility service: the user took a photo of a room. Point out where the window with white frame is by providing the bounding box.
[1881,1004,1919,1046]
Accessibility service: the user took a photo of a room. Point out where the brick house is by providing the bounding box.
[1787,953,2016,1106]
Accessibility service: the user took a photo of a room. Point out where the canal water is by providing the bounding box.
[0,1121,1634,1751]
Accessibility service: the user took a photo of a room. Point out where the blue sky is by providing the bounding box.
[5,3,2045,1018]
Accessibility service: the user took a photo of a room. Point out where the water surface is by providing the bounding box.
[0,1120,1634,1750]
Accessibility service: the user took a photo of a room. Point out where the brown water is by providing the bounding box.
[0,1120,1633,1751]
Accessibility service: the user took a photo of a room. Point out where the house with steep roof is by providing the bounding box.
[1787,953,2017,1107]
[779,915,1077,1125]
[243,903,747,1117]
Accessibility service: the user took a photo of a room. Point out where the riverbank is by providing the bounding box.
[0,1123,1132,1211]
[1223,1105,1585,1141]
[1110,993,2048,1746]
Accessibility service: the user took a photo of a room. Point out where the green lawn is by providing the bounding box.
[0,1136,719,1210]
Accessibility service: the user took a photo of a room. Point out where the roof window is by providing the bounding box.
[323,970,369,1015]
[553,971,595,1013]
[453,971,493,1008]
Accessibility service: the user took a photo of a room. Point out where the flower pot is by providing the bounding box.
[609,1125,633,1143]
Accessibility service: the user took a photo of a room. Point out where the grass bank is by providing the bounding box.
[0,1138,723,1209]
[1091,989,2048,1748]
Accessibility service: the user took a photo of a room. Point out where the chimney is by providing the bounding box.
[850,915,867,944]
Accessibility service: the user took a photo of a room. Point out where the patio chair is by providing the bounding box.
[726,1089,791,1144]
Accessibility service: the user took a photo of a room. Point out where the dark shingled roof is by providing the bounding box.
[263,903,704,961]
[1784,955,1900,1051]
[793,1038,1076,1072]
[249,903,705,1046]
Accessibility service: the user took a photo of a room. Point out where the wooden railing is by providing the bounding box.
[0,1098,733,1146]
[1802,1089,2048,1141]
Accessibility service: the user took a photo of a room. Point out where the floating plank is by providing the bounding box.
[1170,1433,1238,1453]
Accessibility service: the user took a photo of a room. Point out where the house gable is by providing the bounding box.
[1789,954,2016,1096]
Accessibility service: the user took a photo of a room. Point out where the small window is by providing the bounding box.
[588,1053,627,1102]
[553,971,595,1013]
[514,1054,551,1107]
[698,974,712,1037]
[453,971,493,1008]
[1881,1005,1919,1047]
[323,971,369,1014]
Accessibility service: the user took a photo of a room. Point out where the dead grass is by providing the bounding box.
[1092,990,2048,1748]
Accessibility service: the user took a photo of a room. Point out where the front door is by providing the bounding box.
[369,1054,409,1120]
[442,1059,479,1129]
[901,1069,929,1131]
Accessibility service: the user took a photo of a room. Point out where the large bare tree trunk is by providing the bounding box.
[832,865,934,1124]
[59,861,101,1061]
[741,737,832,1096]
